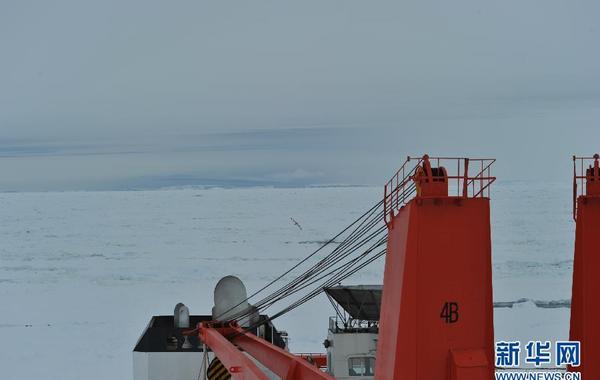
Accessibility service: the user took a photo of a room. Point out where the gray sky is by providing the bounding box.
[1,1,600,191]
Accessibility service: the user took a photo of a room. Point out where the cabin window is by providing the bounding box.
[348,357,375,376]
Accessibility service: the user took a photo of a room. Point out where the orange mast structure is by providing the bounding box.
[570,154,600,378]
[376,155,496,380]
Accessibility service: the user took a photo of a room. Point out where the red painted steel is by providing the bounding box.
[197,323,270,380]
[229,325,335,380]
[376,155,495,380]
[449,349,490,380]
[296,353,328,369]
[569,154,600,377]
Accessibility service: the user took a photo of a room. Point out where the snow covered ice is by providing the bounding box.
[0,182,574,379]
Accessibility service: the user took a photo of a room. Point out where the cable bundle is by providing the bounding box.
[215,179,419,336]
[217,206,378,327]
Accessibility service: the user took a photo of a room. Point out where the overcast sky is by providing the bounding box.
[1,1,599,191]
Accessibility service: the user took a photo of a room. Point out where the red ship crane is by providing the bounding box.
[186,322,336,380]
[379,155,496,380]
[570,154,600,378]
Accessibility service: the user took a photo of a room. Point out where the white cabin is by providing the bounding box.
[323,285,381,380]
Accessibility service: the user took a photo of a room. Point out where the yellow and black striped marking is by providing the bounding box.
[207,357,231,380]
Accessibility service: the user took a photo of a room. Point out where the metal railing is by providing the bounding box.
[384,155,496,224]
[572,154,600,220]
[328,316,379,333]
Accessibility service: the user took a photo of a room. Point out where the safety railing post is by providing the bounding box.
[462,158,469,198]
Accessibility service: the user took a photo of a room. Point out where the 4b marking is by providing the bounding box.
[440,302,459,324]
